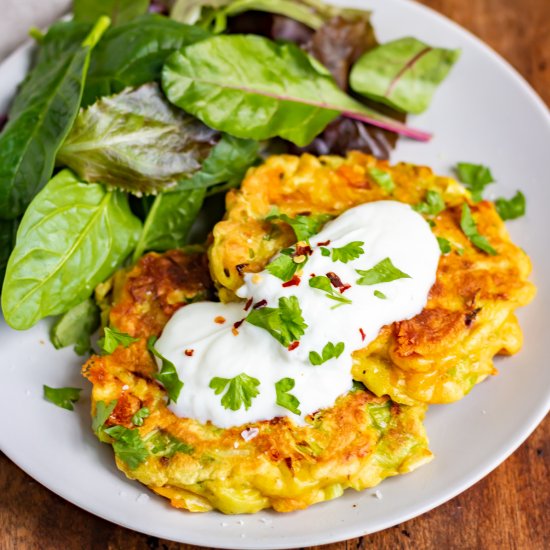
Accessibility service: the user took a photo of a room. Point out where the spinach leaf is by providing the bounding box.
[1,170,141,330]
[50,298,100,355]
[350,37,460,114]
[0,219,18,287]
[57,84,218,195]
[74,0,150,25]
[162,34,430,147]
[0,18,109,219]
[132,188,205,261]
[83,14,210,106]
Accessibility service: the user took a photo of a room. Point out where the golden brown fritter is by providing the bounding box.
[209,152,535,404]
[83,249,432,514]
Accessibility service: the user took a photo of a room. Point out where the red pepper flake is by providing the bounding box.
[233,319,244,330]
[214,316,226,324]
[326,272,351,293]
[282,275,301,287]
[253,299,267,309]
[309,273,316,278]
[232,327,239,336]
[287,341,300,351]
[184,349,194,357]
[294,244,313,257]
[317,239,331,246]
[244,297,253,311]
[359,328,366,341]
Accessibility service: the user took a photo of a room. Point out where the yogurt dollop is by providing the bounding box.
[155,201,440,428]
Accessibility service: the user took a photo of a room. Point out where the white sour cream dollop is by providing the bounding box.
[155,201,440,428]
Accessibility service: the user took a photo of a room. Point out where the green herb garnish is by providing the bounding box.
[103,425,149,469]
[266,249,299,282]
[373,290,387,300]
[99,327,140,354]
[275,377,301,415]
[246,296,308,347]
[414,190,445,216]
[266,208,332,241]
[456,162,494,202]
[131,407,150,427]
[148,431,194,457]
[495,191,526,221]
[309,275,352,307]
[209,373,260,411]
[437,237,452,254]
[147,336,184,403]
[92,399,117,434]
[309,342,345,366]
[460,204,497,255]
[330,241,365,263]
[356,258,411,285]
[368,168,395,193]
[43,385,82,411]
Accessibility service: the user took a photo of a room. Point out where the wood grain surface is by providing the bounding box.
[1,0,549,549]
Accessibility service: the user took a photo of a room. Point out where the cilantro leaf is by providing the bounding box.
[131,407,150,427]
[103,425,149,470]
[266,208,332,241]
[414,190,445,216]
[209,373,260,411]
[320,247,330,257]
[309,342,345,366]
[148,431,194,457]
[147,336,184,403]
[266,252,299,282]
[368,168,395,193]
[437,236,452,254]
[456,162,494,202]
[331,241,365,263]
[99,327,139,354]
[92,399,117,434]
[373,290,387,299]
[495,191,526,221]
[356,258,411,285]
[246,296,307,347]
[309,276,352,307]
[275,377,301,415]
[460,204,497,255]
[43,385,82,411]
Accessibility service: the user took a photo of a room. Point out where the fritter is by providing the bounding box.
[83,249,432,514]
[209,152,535,405]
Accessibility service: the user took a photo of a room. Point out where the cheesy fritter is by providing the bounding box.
[83,249,432,514]
[209,152,535,405]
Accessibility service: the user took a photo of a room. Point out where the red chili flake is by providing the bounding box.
[287,341,300,351]
[233,319,244,330]
[184,349,194,357]
[317,239,331,246]
[359,328,366,341]
[282,275,301,287]
[294,244,313,257]
[236,263,248,276]
[309,273,316,278]
[214,316,226,324]
[232,327,239,336]
[253,299,267,309]
[244,297,253,311]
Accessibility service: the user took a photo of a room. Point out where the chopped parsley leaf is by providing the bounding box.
[331,241,365,263]
[456,162,494,203]
[246,296,307,347]
[98,327,139,354]
[266,252,299,282]
[275,377,301,415]
[414,190,445,216]
[43,385,82,411]
[103,425,149,470]
[356,258,411,285]
[309,275,352,307]
[437,237,452,254]
[147,336,184,403]
[373,290,387,300]
[92,399,117,434]
[368,167,395,193]
[209,373,260,411]
[460,204,497,255]
[320,247,330,256]
[148,431,193,457]
[309,341,345,365]
[266,208,332,241]
[495,191,526,221]
[131,407,150,427]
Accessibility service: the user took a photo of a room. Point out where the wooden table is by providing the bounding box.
[1,0,549,548]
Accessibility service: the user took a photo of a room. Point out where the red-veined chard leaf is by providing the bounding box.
[74,0,150,25]
[1,170,141,330]
[57,84,219,195]
[82,14,210,107]
[350,37,460,115]
[162,34,430,147]
[0,18,109,219]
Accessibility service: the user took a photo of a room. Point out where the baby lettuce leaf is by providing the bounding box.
[83,14,210,106]
[50,298,100,355]
[1,170,141,330]
[132,188,205,261]
[0,18,109,220]
[74,0,150,25]
[162,35,430,147]
[350,37,460,115]
[57,84,218,195]
[0,219,18,287]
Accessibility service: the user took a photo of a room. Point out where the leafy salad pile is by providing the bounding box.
[0,0,470,355]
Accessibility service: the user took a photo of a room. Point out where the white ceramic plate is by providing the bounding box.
[1,1,549,548]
